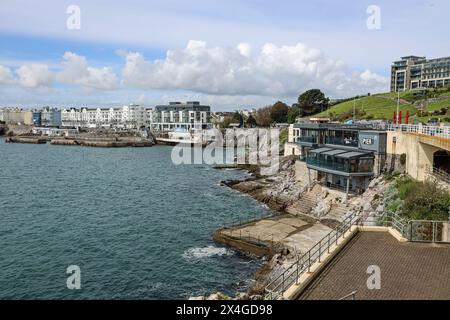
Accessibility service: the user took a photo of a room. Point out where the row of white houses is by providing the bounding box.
[61,102,212,130]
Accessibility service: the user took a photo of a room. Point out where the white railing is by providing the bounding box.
[373,123,450,139]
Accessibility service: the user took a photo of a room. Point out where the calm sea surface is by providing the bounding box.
[0,139,271,299]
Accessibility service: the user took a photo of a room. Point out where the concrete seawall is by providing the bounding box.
[5,137,47,144]
[7,137,154,148]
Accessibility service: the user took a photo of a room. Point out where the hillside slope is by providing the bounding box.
[317,90,450,123]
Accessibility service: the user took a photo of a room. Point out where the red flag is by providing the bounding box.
[398,111,402,124]
[405,111,409,124]
[393,111,397,124]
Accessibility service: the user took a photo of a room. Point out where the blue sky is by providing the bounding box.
[0,0,449,110]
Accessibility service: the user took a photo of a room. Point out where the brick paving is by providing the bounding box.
[298,232,450,300]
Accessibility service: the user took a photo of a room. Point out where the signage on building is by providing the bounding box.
[362,138,374,145]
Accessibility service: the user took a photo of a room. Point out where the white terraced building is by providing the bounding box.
[61,105,152,129]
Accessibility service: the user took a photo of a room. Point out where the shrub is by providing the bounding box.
[402,181,450,221]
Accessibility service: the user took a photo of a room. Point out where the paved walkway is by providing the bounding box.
[299,232,450,300]
[221,215,332,254]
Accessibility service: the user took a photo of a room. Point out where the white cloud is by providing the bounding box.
[0,65,14,84]
[1,53,118,91]
[122,41,389,98]
[57,52,118,90]
[16,63,53,88]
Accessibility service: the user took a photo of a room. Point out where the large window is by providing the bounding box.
[326,130,358,147]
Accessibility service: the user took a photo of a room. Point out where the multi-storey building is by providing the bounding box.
[293,123,387,195]
[391,55,450,92]
[151,101,212,131]
[0,108,33,125]
[61,105,152,129]
[41,107,62,127]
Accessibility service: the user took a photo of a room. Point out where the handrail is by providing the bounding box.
[372,123,450,139]
[376,211,450,243]
[426,165,450,184]
[264,212,360,298]
[339,291,357,300]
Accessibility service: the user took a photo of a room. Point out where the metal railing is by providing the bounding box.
[339,291,357,300]
[297,136,318,144]
[427,165,450,184]
[325,137,359,148]
[306,157,374,174]
[374,123,450,139]
[407,220,450,243]
[221,213,275,229]
[265,212,361,299]
[374,211,450,244]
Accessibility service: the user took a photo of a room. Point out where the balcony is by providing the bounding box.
[298,136,318,144]
[325,137,358,148]
[306,156,374,175]
[307,158,350,172]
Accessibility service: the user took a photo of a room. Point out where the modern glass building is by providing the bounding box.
[391,56,450,92]
[152,101,212,130]
[294,123,387,195]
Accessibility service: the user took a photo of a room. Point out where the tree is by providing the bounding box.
[287,105,301,124]
[246,114,257,127]
[298,89,330,116]
[220,111,243,128]
[255,106,273,127]
[269,101,289,123]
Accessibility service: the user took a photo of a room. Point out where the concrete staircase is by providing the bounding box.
[286,187,321,217]
[322,204,349,222]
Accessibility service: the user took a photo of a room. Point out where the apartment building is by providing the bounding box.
[61,105,152,129]
[41,107,62,127]
[391,55,450,92]
[151,101,212,131]
[0,107,33,125]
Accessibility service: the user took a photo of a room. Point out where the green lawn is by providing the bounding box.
[425,98,450,111]
[317,95,416,120]
[317,89,450,121]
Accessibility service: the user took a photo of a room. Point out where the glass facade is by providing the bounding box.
[306,153,374,174]
[325,130,358,147]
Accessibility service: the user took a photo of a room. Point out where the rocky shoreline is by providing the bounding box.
[218,156,306,213]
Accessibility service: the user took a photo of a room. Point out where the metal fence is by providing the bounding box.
[373,123,450,139]
[375,211,450,244]
[264,212,361,299]
[427,165,450,185]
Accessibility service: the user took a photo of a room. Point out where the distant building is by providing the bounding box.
[151,101,212,131]
[41,107,62,127]
[61,105,150,129]
[32,110,42,126]
[0,107,33,125]
[391,55,450,92]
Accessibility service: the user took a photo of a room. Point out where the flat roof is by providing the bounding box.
[335,151,373,159]
[298,232,450,300]
[321,149,349,156]
[309,147,333,154]
[310,147,374,159]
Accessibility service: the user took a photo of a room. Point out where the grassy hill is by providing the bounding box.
[316,89,450,123]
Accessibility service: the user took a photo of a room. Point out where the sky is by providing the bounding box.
[0,0,449,111]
